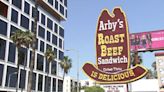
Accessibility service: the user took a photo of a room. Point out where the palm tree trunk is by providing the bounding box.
[134,52,139,65]
[27,0,38,92]
[45,62,49,92]
[62,72,65,92]
[16,47,19,92]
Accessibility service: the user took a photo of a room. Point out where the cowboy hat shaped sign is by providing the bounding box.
[82,7,148,84]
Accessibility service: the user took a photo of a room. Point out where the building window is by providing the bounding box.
[52,35,57,45]
[8,42,16,63]
[59,38,62,49]
[0,1,8,18]
[18,47,27,66]
[0,38,6,60]
[64,0,67,7]
[54,48,57,58]
[32,7,39,21]
[53,78,56,91]
[21,14,29,29]
[65,10,67,18]
[10,25,19,37]
[41,13,45,25]
[40,40,44,52]
[45,60,49,73]
[48,0,53,6]
[45,76,51,92]
[32,73,36,90]
[46,44,52,50]
[0,64,3,86]
[60,4,64,15]
[59,27,64,38]
[37,54,44,71]
[38,74,43,91]
[12,0,22,9]
[58,80,63,92]
[0,19,7,36]
[36,39,38,50]
[32,7,35,18]
[38,26,45,39]
[5,66,17,87]
[19,69,26,89]
[24,1,30,15]
[10,9,18,23]
[59,50,64,60]
[55,0,58,10]
[31,21,34,32]
[47,31,51,42]
[47,18,53,30]
[60,0,63,3]
[51,61,57,75]
[54,23,58,33]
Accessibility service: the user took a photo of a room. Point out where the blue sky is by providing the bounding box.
[63,0,164,80]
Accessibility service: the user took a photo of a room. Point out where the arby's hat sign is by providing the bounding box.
[82,7,148,84]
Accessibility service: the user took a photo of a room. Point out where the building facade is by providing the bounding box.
[0,0,67,92]
[63,76,80,92]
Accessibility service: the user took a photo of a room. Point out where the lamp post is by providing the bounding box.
[65,49,79,92]
[7,72,17,87]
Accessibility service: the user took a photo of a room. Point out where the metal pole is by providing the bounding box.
[77,50,79,92]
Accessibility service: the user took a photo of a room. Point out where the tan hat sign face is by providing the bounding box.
[82,7,148,84]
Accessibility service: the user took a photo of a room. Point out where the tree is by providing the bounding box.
[27,0,38,92]
[145,69,153,79]
[44,48,56,92]
[151,61,157,79]
[59,56,72,92]
[131,52,143,66]
[152,61,156,70]
[59,56,72,80]
[84,86,104,92]
[11,30,33,92]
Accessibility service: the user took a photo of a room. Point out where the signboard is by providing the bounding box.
[101,84,128,92]
[130,30,164,52]
[82,7,147,84]
[155,52,164,92]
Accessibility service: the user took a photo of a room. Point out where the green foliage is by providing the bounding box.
[84,86,104,92]
[11,30,34,48]
[45,48,56,63]
[59,56,72,74]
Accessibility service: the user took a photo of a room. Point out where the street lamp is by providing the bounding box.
[7,72,17,87]
[65,49,80,92]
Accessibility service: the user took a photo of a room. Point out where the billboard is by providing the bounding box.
[130,30,164,52]
[82,7,147,84]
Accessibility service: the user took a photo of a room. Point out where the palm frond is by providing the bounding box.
[45,48,56,63]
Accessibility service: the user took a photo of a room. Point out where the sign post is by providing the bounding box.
[82,7,148,91]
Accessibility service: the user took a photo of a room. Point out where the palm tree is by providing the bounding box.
[151,61,157,79]
[59,56,72,80]
[11,30,33,92]
[44,48,56,92]
[59,56,72,92]
[27,0,38,92]
[131,52,143,66]
[152,61,156,70]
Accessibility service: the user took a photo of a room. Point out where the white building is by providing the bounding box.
[63,76,80,92]
[0,0,67,92]
[80,79,97,87]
